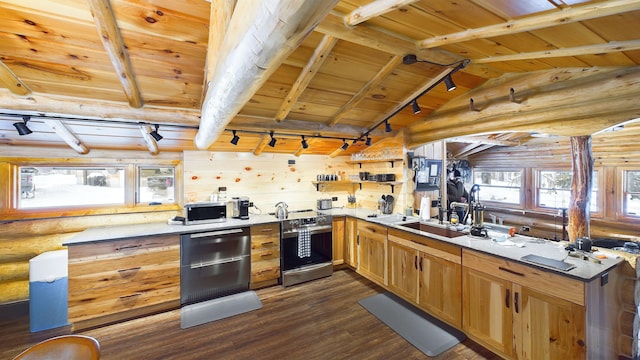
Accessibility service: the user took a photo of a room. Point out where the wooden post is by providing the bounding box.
[568,135,593,242]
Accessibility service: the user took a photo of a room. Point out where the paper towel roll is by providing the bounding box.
[420,196,430,220]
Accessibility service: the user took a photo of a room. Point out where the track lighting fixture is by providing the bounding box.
[14,115,32,135]
[385,120,392,133]
[365,136,372,146]
[411,100,421,114]
[230,130,240,145]
[149,124,163,141]
[268,131,277,147]
[301,135,309,149]
[444,75,456,91]
[341,139,349,150]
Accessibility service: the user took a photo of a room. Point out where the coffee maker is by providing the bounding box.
[230,196,250,219]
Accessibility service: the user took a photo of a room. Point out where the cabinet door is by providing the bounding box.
[418,252,462,328]
[515,284,586,360]
[357,221,387,286]
[462,267,514,358]
[332,217,345,265]
[344,217,357,267]
[387,239,418,301]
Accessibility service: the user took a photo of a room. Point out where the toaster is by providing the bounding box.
[317,198,332,210]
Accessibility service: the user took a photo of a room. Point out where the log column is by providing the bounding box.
[568,135,593,242]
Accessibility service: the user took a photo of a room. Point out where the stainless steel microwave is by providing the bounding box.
[184,202,227,225]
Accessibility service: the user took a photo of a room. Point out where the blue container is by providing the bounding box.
[29,250,69,332]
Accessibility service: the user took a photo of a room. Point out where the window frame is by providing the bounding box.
[533,167,602,217]
[471,168,525,209]
[619,167,640,220]
[2,159,182,221]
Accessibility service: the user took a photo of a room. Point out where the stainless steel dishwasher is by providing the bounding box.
[180,227,251,305]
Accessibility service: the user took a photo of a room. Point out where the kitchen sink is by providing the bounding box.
[369,214,420,225]
[400,222,466,238]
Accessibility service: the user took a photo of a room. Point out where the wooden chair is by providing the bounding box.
[12,335,100,360]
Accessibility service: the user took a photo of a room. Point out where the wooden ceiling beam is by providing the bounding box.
[447,136,519,146]
[0,91,201,125]
[86,0,143,108]
[417,0,640,49]
[475,40,640,64]
[231,114,374,138]
[42,119,89,154]
[203,0,236,99]
[195,0,339,150]
[344,0,420,26]
[275,34,338,122]
[0,61,30,96]
[328,55,402,127]
[138,125,159,155]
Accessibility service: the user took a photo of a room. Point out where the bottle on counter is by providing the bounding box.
[218,187,227,203]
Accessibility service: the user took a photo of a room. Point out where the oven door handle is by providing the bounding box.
[190,256,246,269]
[283,225,332,238]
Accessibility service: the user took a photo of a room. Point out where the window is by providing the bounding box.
[624,170,640,216]
[473,170,522,205]
[17,164,177,209]
[138,167,175,204]
[19,166,125,209]
[537,170,598,212]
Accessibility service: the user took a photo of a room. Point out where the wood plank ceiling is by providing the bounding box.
[0,0,639,156]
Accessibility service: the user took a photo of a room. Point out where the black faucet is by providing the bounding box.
[437,199,444,224]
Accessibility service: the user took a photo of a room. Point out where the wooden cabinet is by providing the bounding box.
[344,216,357,267]
[462,249,587,359]
[68,234,180,330]
[387,228,462,328]
[250,223,281,289]
[332,216,345,265]
[357,220,387,286]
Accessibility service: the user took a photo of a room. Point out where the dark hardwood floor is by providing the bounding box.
[1,269,500,359]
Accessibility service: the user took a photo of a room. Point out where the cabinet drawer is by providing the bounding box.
[251,258,280,283]
[462,249,584,306]
[69,261,179,293]
[68,234,179,260]
[251,223,280,238]
[69,285,180,323]
[69,247,179,278]
[251,248,280,262]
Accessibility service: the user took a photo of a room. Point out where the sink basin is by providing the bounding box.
[400,222,466,238]
[369,214,420,225]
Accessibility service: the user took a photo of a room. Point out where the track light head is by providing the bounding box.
[14,115,32,135]
[365,136,372,146]
[341,139,349,150]
[411,100,421,114]
[149,124,163,141]
[444,75,456,91]
[268,131,277,147]
[230,130,239,145]
[402,54,418,65]
[385,120,392,133]
[301,135,309,149]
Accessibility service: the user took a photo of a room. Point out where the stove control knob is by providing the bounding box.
[289,220,300,228]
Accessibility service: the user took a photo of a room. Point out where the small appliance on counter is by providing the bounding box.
[230,196,250,219]
[317,198,332,210]
[184,202,227,225]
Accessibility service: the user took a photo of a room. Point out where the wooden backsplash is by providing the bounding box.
[183,151,409,214]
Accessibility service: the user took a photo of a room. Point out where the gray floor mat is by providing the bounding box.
[180,291,263,329]
[358,292,466,356]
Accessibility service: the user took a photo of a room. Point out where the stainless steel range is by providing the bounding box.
[280,210,333,287]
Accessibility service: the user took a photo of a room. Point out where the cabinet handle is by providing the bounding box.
[498,266,524,277]
[419,257,423,272]
[117,266,141,273]
[260,251,273,257]
[505,288,511,308]
[260,229,274,233]
[514,292,520,313]
[261,241,274,246]
[116,244,142,251]
[119,293,142,300]
[414,255,418,270]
